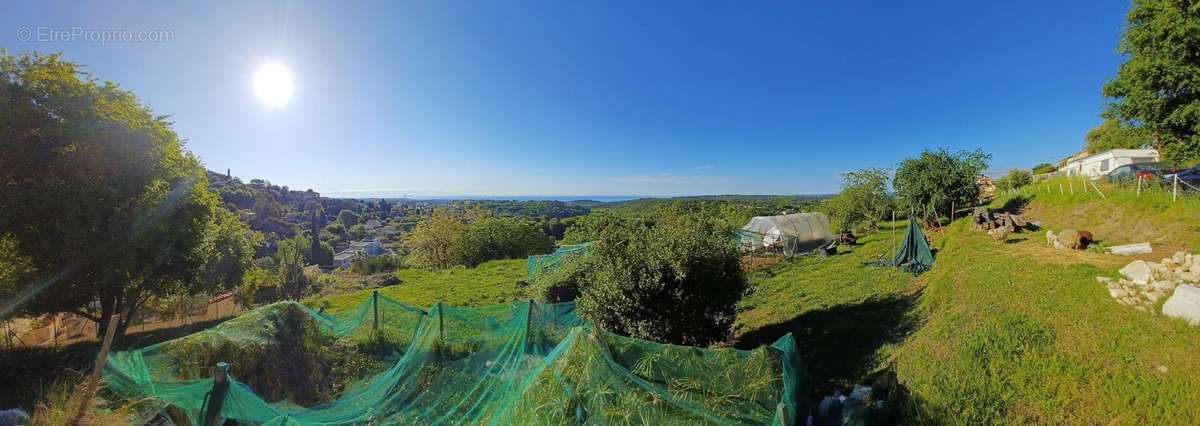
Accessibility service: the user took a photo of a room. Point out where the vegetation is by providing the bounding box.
[1085,118,1149,153]
[893,148,991,223]
[308,259,525,313]
[994,168,1033,191]
[1031,163,1056,174]
[407,209,470,269]
[571,211,747,346]
[1103,0,1200,165]
[458,216,554,267]
[0,51,256,336]
[821,168,894,233]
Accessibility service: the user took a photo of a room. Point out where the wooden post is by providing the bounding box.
[1059,183,1064,195]
[437,301,445,341]
[1174,175,1180,202]
[891,211,896,256]
[1069,179,1074,195]
[202,362,231,426]
[1138,175,1143,196]
[372,290,379,332]
[70,313,120,426]
[1089,180,1107,199]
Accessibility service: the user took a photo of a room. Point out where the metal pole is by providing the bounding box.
[71,313,120,426]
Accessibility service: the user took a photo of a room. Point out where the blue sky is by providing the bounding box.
[2,1,1130,197]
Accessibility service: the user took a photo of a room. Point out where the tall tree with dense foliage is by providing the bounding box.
[1031,163,1057,174]
[1103,0,1200,164]
[893,149,991,224]
[338,209,360,227]
[572,212,747,346]
[822,168,894,233]
[0,51,256,335]
[407,208,468,269]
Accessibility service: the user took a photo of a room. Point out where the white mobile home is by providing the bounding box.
[1057,149,1159,179]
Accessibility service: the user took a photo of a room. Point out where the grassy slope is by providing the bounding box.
[734,221,921,397]
[308,259,526,314]
[889,192,1200,424]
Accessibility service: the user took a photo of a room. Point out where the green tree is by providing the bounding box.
[1085,119,1149,153]
[994,169,1033,191]
[822,168,893,233]
[338,209,360,227]
[0,51,255,335]
[407,209,468,269]
[1103,0,1200,164]
[893,149,991,224]
[348,224,370,240]
[1031,163,1057,174]
[458,217,555,266]
[274,234,311,300]
[561,210,628,244]
[573,212,746,346]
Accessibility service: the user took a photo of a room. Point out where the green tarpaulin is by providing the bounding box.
[892,217,934,274]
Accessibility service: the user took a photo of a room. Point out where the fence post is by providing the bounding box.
[1089,180,1107,199]
[372,290,379,331]
[202,362,231,426]
[1138,175,1143,196]
[1174,175,1180,202]
[1069,179,1074,195]
[1059,183,1064,195]
[70,313,120,426]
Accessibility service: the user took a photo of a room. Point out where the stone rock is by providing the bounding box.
[988,227,1009,242]
[1151,280,1177,293]
[1189,262,1200,275]
[1174,251,1188,266]
[1045,231,1056,247]
[1151,262,1172,279]
[1120,260,1154,285]
[1096,276,1113,285]
[1109,288,1127,299]
[1162,284,1200,325]
[1162,258,1177,268]
[1135,305,1150,313]
[1146,292,1163,303]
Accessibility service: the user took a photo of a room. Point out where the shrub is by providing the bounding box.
[573,212,747,346]
[995,169,1033,191]
[458,217,555,267]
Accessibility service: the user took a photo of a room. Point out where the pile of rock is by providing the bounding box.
[971,208,1030,242]
[1098,251,1200,323]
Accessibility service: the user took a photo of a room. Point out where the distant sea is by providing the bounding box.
[360,195,642,202]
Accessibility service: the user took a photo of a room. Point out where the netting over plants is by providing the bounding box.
[527,242,592,282]
[103,293,803,425]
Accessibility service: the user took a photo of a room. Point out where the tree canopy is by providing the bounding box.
[893,149,991,223]
[0,51,256,335]
[822,168,894,233]
[1085,119,1149,153]
[1103,0,1200,165]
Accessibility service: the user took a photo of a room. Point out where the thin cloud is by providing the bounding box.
[695,165,718,171]
[607,173,747,184]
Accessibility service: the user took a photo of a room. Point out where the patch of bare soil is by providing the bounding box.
[1021,201,1192,264]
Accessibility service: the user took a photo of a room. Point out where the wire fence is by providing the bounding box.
[1000,174,1200,205]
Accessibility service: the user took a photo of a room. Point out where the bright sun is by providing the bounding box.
[253,63,295,108]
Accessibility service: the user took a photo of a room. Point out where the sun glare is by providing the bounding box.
[253,63,295,108]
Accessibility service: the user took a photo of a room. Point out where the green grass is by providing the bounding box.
[1017,176,1200,251]
[889,217,1200,424]
[733,221,920,398]
[307,259,526,314]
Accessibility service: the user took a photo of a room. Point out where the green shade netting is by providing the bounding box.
[103,293,803,425]
[892,217,934,274]
[526,243,592,282]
